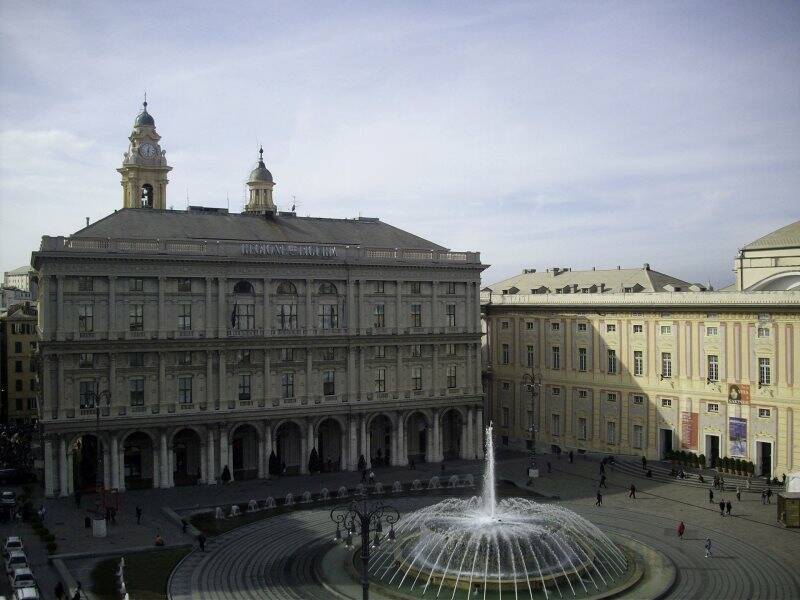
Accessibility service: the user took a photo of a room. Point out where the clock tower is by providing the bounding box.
[118,100,172,209]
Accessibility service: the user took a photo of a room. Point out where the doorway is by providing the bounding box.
[659,429,673,460]
[705,434,720,468]
[757,441,772,478]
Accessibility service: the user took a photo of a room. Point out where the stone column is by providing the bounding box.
[466,407,474,460]
[360,415,369,466]
[108,353,116,411]
[390,418,398,466]
[117,444,126,492]
[433,409,442,462]
[158,352,166,407]
[348,347,356,401]
[474,408,484,458]
[205,277,214,337]
[219,426,230,480]
[305,278,313,331]
[206,351,213,406]
[465,281,471,334]
[359,347,366,397]
[357,281,364,332]
[395,280,402,333]
[306,347,313,401]
[103,443,111,490]
[160,430,170,488]
[158,276,166,338]
[264,349,271,404]
[207,428,217,484]
[262,278,271,331]
[396,344,403,394]
[349,417,358,470]
[466,348,473,394]
[44,438,55,497]
[264,422,273,479]
[432,345,439,393]
[110,435,119,489]
[431,281,438,330]
[300,428,309,475]
[218,349,226,408]
[347,278,356,331]
[257,432,265,479]
[56,275,64,340]
[340,429,348,471]
[217,277,226,337]
[460,413,469,459]
[397,412,406,466]
[108,275,116,338]
[425,419,434,462]
[307,420,315,455]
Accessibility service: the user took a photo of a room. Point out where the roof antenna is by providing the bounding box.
[291,195,296,212]
[86,217,90,227]
[143,91,147,109]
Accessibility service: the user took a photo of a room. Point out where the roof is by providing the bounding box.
[743,220,800,251]
[4,266,31,276]
[71,208,445,250]
[486,265,698,295]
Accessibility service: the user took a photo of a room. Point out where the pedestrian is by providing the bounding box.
[569,450,574,463]
[629,483,636,499]
[709,488,714,503]
[719,499,725,516]
[704,538,712,558]
[641,455,647,470]
[181,518,188,533]
[595,491,603,506]
[136,505,142,524]
[600,474,607,488]
[736,486,741,502]
[761,489,767,505]
[646,469,653,478]
[55,581,65,600]
[746,476,751,491]
[767,487,773,504]
[110,506,117,524]
[677,521,685,540]
[726,500,732,515]
[361,469,367,483]
[198,533,206,552]
[547,462,552,474]
[698,473,704,484]
[369,470,375,484]
[600,462,605,475]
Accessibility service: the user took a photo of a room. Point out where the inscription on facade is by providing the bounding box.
[241,243,337,258]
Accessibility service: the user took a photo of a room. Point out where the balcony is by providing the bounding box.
[78,331,95,339]
[227,328,265,337]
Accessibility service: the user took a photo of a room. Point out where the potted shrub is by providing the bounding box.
[699,453,706,468]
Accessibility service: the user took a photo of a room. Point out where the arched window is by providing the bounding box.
[276,281,297,295]
[141,184,154,208]
[318,282,337,295]
[233,280,254,295]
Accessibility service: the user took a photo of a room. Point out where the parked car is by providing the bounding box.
[3,536,24,558]
[4,551,28,575]
[13,587,39,600]
[0,492,17,507]
[8,567,35,590]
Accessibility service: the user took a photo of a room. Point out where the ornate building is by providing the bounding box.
[32,103,485,497]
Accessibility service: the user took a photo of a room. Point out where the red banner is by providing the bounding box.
[681,412,698,450]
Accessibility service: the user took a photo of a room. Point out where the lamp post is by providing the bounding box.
[331,494,400,600]
[521,372,540,479]
[88,389,111,511]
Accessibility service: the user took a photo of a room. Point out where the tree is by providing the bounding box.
[308,447,320,474]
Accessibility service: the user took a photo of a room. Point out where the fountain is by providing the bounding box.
[393,481,403,494]
[284,492,294,507]
[301,491,313,504]
[320,487,330,501]
[264,496,276,509]
[370,424,628,599]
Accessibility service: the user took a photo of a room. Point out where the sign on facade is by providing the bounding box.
[728,383,750,404]
[729,417,748,456]
[680,412,698,450]
[241,243,337,257]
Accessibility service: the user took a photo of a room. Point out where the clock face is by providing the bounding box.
[139,143,157,158]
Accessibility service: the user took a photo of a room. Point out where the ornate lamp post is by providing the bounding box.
[331,495,400,600]
[521,372,540,480]
[88,389,111,510]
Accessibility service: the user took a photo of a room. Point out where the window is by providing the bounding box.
[633,324,643,334]
[281,372,294,398]
[633,350,643,376]
[526,322,534,330]
[606,421,616,445]
[578,389,588,398]
[14,341,22,353]
[447,365,457,388]
[233,280,254,295]
[446,304,456,327]
[375,281,385,293]
[501,407,510,427]
[410,304,422,327]
[178,304,192,330]
[410,282,421,294]
[501,344,510,365]
[318,282,337,295]
[501,321,509,329]
[707,403,719,413]
[15,380,22,392]
[177,351,192,366]
[551,322,560,332]
[128,352,144,368]
[607,349,617,374]
[129,378,145,406]
[78,304,94,332]
[632,394,644,405]
[14,360,22,373]
[551,414,561,436]
[411,344,422,357]
[501,381,510,390]
[759,358,771,386]
[577,347,587,371]
[29,379,36,391]
[578,322,588,332]
[373,304,385,328]
[661,352,672,378]
[632,425,643,449]
[127,277,143,292]
[578,418,587,440]
[706,326,718,336]
[15,398,22,411]
[758,408,771,418]
[79,353,94,368]
[79,380,97,408]
[412,366,422,390]
[446,282,456,294]
[280,348,295,362]
[323,347,336,361]
[375,368,386,392]
[128,304,144,331]
[78,276,93,292]
[323,371,335,395]
[707,355,719,382]
[606,324,616,333]
[607,392,617,402]
[276,281,297,295]
[446,344,456,356]
[277,304,298,330]
[375,346,385,359]
[237,374,251,401]
[757,327,770,338]
[527,345,535,367]
[552,346,560,370]
[623,287,633,293]
[235,303,255,330]
[178,377,193,404]
[27,398,36,411]
[660,325,671,335]
[661,398,672,408]
[177,278,191,293]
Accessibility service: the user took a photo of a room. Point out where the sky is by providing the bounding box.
[0,1,798,288]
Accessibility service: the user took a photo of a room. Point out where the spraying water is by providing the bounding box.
[482,422,497,517]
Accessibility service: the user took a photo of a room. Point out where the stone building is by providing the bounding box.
[0,302,39,422]
[483,253,800,480]
[4,266,34,292]
[734,220,800,291]
[32,103,485,497]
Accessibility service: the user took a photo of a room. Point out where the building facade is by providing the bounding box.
[0,303,39,423]
[483,264,800,480]
[4,266,33,292]
[734,220,800,291]
[32,104,486,497]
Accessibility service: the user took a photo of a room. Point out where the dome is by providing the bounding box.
[134,102,155,127]
[248,147,274,184]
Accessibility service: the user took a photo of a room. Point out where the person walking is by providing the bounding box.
[761,489,767,505]
[677,521,685,540]
[709,488,714,503]
[600,462,606,475]
[641,455,647,470]
[136,505,142,524]
[629,483,636,499]
[569,450,574,463]
[736,486,741,502]
[600,474,607,488]
[719,499,725,516]
[704,538,712,558]
[726,500,732,515]
[767,487,773,504]
[595,491,603,506]
[198,533,206,552]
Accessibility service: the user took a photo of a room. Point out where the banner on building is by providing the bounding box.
[680,412,698,449]
[729,417,747,457]
[727,384,750,404]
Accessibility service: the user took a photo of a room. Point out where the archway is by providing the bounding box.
[441,409,463,460]
[141,184,154,208]
[232,424,259,480]
[71,434,102,493]
[369,415,392,467]
[173,429,202,486]
[317,419,342,472]
[275,421,302,474]
[406,412,428,463]
[123,432,154,490]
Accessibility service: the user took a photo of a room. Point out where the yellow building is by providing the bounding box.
[1,302,39,422]
[734,220,800,291]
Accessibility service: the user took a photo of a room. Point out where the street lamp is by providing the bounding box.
[331,494,400,600]
[87,389,111,511]
[521,372,540,479]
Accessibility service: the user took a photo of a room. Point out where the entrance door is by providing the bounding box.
[757,442,772,478]
[705,435,720,468]
[659,429,673,460]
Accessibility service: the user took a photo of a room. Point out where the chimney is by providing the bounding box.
[643,263,650,270]
[85,217,90,227]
